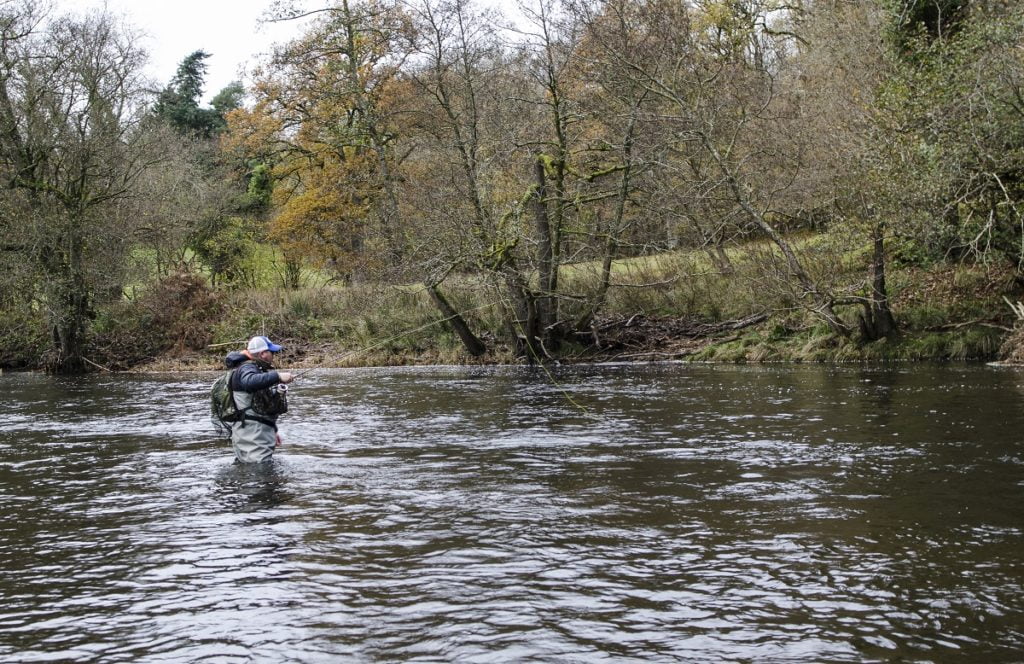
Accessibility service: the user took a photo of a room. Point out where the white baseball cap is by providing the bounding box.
[247,336,283,353]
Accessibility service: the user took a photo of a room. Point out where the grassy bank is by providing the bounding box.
[153,249,1024,369]
[2,236,1021,372]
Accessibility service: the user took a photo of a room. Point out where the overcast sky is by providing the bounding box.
[57,0,310,102]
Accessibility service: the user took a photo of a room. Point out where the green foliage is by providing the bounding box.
[0,7,157,373]
[245,163,273,210]
[899,303,948,329]
[194,216,261,288]
[904,332,950,360]
[0,303,48,370]
[886,0,970,53]
[210,81,245,116]
[889,232,940,268]
[692,338,749,363]
[876,2,1024,266]
[947,327,1002,360]
[153,51,234,138]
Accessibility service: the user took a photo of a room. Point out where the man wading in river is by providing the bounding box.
[223,336,295,463]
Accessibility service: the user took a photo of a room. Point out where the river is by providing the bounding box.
[1,363,1022,662]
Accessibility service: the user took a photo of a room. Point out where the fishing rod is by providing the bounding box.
[207,339,248,349]
[215,293,592,416]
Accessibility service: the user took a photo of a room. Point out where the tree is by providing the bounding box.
[210,80,245,117]
[229,0,416,278]
[401,0,519,356]
[886,2,1024,272]
[152,51,262,290]
[569,0,664,328]
[601,0,852,335]
[891,0,969,45]
[407,0,592,357]
[153,50,228,138]
[792,1,1024,341]
[797,1,908,340]
[0,3,166,372]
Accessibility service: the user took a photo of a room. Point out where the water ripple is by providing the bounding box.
[1,365,1023,661]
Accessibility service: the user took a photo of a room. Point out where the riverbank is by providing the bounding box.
[132,313,765,372]
[3,246,1022,373]
[145,257,1020,371]
[132,300,1020,374]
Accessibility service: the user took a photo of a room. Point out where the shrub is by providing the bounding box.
[0,305,48,369]
[91,271,223,368]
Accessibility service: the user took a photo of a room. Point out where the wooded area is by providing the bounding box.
[1,0,1022,373]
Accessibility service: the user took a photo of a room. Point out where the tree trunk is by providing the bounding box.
[426,283,487,357]
[51,294,89,374]
[859,223,898,341]
[530,156,556,344]
[576,231,618,332]
[577,107,640,331]
[372,135,404,264]
[283,256,302,290]
[48,247,91,375]
[701,243,734,275]
[712,233,734,275]
[505,272,542,361]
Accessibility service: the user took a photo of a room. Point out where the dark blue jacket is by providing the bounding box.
[224,351,282,393]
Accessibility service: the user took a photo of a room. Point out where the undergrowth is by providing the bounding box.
[2,236,1021,370]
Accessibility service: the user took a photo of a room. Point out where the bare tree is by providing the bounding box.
[596,0,851,335]
[403,0,562,358]
[568,0,659,328]
[0,3,165,372]
[806,1,898,340]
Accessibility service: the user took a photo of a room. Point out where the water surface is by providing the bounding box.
[1,364,1023,662]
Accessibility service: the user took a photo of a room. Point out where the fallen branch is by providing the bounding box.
[609,344,701,359]
[707,311,769,333]
[612,350,695,360]
[83,357,113,373]
[1003,296,1024,320]
[609,275,681,289]
[924,318,1012,332]
[980,322,1015,333]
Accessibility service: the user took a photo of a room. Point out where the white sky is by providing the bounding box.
[56,0,311,103]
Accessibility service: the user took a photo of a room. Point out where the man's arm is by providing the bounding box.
[234,364,282,393]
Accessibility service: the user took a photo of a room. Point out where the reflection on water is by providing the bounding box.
[215,461,293,510]
[1,364,1023,662]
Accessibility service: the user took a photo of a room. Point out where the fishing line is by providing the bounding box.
[216,288,595,417]
[288,299,500,380]
[490,284,595,418]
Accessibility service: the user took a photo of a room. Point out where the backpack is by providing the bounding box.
[210,364,289,436]
[210,368,243,437]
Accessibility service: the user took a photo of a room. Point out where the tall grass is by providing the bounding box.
[24,232,1014,371]
[197,235,1020,367]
